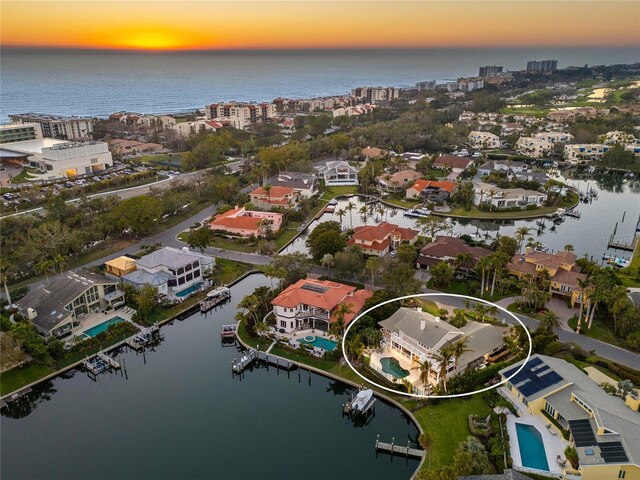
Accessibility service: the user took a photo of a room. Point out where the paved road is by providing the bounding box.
[422,289,640,368]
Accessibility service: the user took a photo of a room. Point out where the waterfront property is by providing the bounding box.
[432,155,473,174]
[473,182,548,210]
[8,113,93,140]
[416,236,492,270]
[249,185,298,210]
[499,355,640,480]
[564,143,611,163]
[506,248,589,308]
[405,179,456,201]
[376,169,422,192]
[266,171,319,198]
[375,307,507,389]
[347,222,419,257]
[315,160,359,186]
[121,247,214,302]
[271,278,372,334]
[16,270,125,338]
[515,137,555,158]
[210,206,283,237]
[104,256,137,279]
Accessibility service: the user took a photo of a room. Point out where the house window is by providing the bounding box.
[280,320,286,328]
[185,272,193,282]
[618,471,626,479]
[544,402,556,418]
[193,269,201,279]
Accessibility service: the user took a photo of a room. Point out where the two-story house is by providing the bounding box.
[315,160,359,186]
[347,222,419,257]
[249,185,298,210]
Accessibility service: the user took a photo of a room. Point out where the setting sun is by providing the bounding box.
[114,31,184,50]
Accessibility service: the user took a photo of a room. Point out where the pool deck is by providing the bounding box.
[506,412,570,477]
[369,348,422,386]
[70,310,137,340]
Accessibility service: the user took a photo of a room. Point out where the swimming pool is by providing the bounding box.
[82,317,125,338]
[380,357,410,379]
[298,335,338,351]
[515,423,550,471]
[175,281,204,298]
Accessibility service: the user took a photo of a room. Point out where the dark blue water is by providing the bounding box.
[1,273,420,480]
[2,47,638,120]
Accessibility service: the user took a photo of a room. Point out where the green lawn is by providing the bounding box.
[412,396,492,468]
[8,168,40,184]
[500,106,549,118]
[214,258,253,285]
[384,197,419,209]
[0,363,53,396]
[274,223,302,250]
[567,316,621,347]
[319,186,358,201]
[617,242,640,288]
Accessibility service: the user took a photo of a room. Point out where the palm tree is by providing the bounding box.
[346,201,355,228]
[419,432,434,470]
[434,346,454,393]
[515,227,532,253]
[475,256,490,295]
[330,303,352,339]
[36,259,55,285]
[365,256,379,286]
[473,302,487,322]
[263,183,272,206]
[454,252,473,276]
[255,321,270,336]
[451,337,472,373]
[359,205,368,224]
[52,254,67,275]
[411,359,433,389]
[563,244,574,252]
[336,208,346,228]
[0,258,16,307]
[536,310,561,335]
[576,277,590,332]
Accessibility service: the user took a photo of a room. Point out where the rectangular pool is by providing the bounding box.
[515,423,550,471]
[175,281,204,298]
[82,316,125,338]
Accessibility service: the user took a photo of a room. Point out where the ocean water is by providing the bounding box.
[1,47,638,120]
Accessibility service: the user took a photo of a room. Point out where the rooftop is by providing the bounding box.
[136,247,214,271]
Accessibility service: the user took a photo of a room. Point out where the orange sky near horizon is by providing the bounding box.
[1,1,639,50]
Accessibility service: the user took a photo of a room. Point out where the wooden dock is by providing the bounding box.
[231,349,296,374]
[200,286,231,312]
[375,435,424,458]
[608,236,639,252]
[83,351,121,376]
[126,324,160,351]
[220,324,236,340]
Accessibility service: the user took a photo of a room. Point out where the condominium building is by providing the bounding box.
[564,144,611,163]
[0,123,43,144]
[468,131,501,149]
[479,65,504,77]
[351,86,400,103]
[8,113,93,140]
[533,132,575,144]
[205,102,277,129]
[415,80,437,91]
[526,59,558,72]
[515,137,555,158]
[171,119,224,138]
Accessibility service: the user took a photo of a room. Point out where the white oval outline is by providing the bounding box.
[341,293,533,399]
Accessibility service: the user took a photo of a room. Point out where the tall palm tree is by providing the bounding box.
[536,310,561,335]
[451,337,472,373]
[576,277,590,332]
[330,303,352,339]
[434,346,454,393]
[359,205,368,224]
[0,258,16,307]
[336,208,347,228]
[411,359,433,388]
[346,201,355,228]
[515,227,532,253]
[262,184,272,207]
[563,244,574,252]
[454,252,473,276]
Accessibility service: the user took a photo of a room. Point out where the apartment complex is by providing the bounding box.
[526,59,558,72]
[351,86,400,103]
[9,113,93,140]
[415,80,437,91]
[468,131,501,149]
[564,144,611,163]
[515,137,555,158]
[205,102,277,129]
[171,119,225,138]
[479,65,504,77]
[0,123,43,144]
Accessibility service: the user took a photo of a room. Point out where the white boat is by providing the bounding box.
[405,208,431,218]
[604,255,631,268]
[207,286,231,298]
[351,389,374,412]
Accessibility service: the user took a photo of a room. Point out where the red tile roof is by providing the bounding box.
[409,179,456,193]
[433,155,472,170]
[210,208,261,231]
[250,186,295,198]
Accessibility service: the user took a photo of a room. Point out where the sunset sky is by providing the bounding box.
[1,1,639,51]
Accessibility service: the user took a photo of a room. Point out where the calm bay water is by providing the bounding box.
[0,274,419,480]
[283,177,640,262]
[2,47,639,121]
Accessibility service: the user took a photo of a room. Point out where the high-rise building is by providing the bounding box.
[351,86,399,103]
[8,113,93,140]
[204,102,277,129]
[526,59,558,72]
[478,65,504,77]
[415,80,437,91]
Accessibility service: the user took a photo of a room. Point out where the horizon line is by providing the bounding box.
[3,44,640,53]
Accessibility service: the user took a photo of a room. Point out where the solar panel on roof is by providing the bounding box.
[600,442,628,463]
[301,283,328,293]
[569,419,597,447]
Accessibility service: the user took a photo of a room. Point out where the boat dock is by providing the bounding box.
[126,324,160,351]
[1,387,32,409]
[82,351,121,377]
[220,324,236,340]
[375,435,424,458]
[565,209,581,219]
[200,286,231,312]
[231,349,296,374]
[607,235,639,252]
[342,388,376,417]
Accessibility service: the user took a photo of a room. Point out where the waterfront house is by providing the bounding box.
[477,160,531,177]
[416,236,492,270]
[564,144,611,163]
[499,354,640,480]
[347,222,419,257]
[432,155,473,173]
[405,179,456,201]
[210,207,283,237]
[315,160,359,186]
[249,185,298,210]
[122,247,214,301]
[16,270,124,338]
[506,249,588,307]
[375,169,422,192]
[378,307,507,386]
[271,279,372,333]
[266,171,319,199]
[473,182,547,210]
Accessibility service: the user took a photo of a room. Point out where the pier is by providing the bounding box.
[231,349,295,374]
[607,235,639,252]
[375,435,424,458]
[200,286,231,312]
[126,324,160,350]
[82,351,121,377]
[1,387,32,409]
[220,324,236,340]
[342,388,376,418]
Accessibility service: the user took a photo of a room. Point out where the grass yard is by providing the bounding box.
[412,395,492,469]
[274,222,302,250]
[500,106,549,118]
[617,243,640,288]
[384,196,419,209]
[0,363,53,396]
[8,168,40,184]
[567,316,621,347]
[214,258,253,285]
[319,186,358,201]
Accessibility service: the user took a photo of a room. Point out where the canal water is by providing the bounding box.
[283,177,640,263]
[0,274,420,480]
